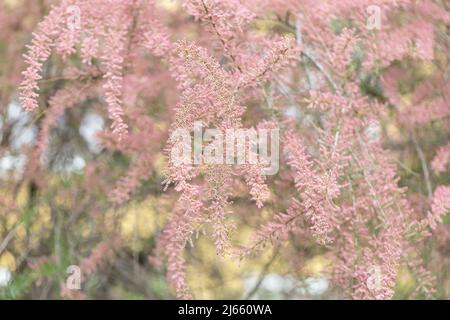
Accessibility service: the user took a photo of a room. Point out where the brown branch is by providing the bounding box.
[200,0,243,73]
[245,249,279,299]
[410,130,433,199]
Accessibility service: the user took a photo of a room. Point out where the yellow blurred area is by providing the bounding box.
[399,94,413,110]
[0,251,16,270]
[2,0,19,9]
[187,235,278,299]
[253,19,282,34]
[153,153,167,176]
[1,183,172,266]
[103,196,169,251]
[157,0,180,13]
[184,204,332,298]
[16,183,30,208]
[396,267,416,294]
[302,255,332,277]
[416,62,435,78]
[385,121,403,144]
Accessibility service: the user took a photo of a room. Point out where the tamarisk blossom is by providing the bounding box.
[151,184,204,300]
[34,82,97,165]
[158,22,295,295]
[427,186,450,230]
[160,40,240,298]
[19,5,66,112]
[182,0,255,72]
[100,10,130,140]
[239,37,298,88]
[240,1,442,300]
[79,240,118,279]
[19,0,171,140]
[398,98,450,129]
[365,19,435,68]
[283,129,338,245]
[242,198,303,256]
[432,144,450,175]
[327,28,358,76]
[183,0,255,38]
[106,109,164,205]
[60,239,119,300]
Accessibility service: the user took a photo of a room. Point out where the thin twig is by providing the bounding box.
[410,130,433,199]
[0,222,21,255]
[201,0,243,73]
[301,49,340,94]
[245,250,279,300]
